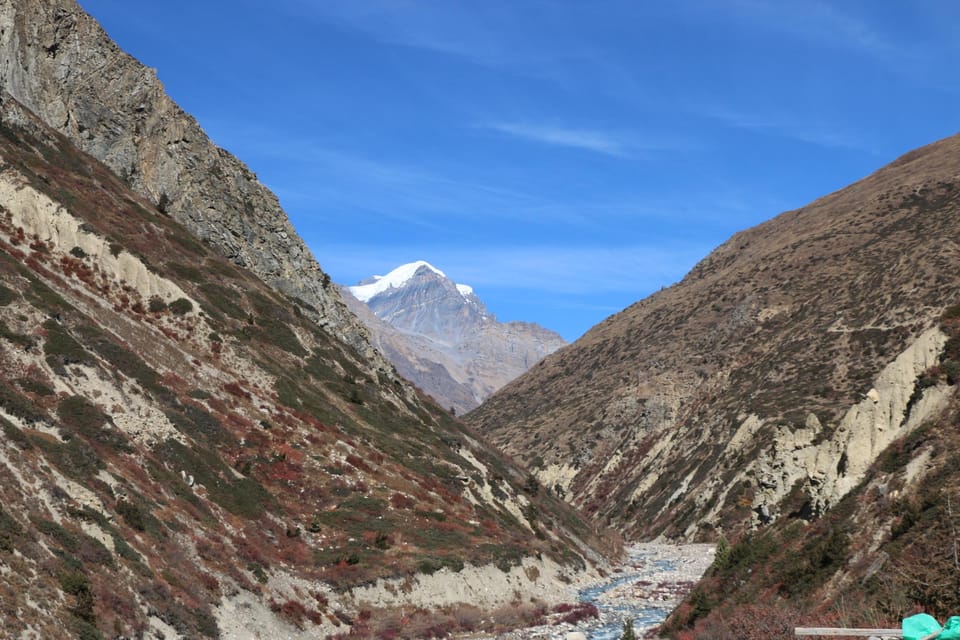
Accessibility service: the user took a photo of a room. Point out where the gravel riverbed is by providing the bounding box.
[471,543,715,640]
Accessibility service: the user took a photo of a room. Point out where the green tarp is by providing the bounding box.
[902,614,960,640]
[942,617,960,640]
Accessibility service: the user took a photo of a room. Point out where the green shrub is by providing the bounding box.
[16,377,54,396]
[156,439,272,519]
[0,418,33,454]
[777,526,849,597]
[0,381,46,423]
[115,499,149,532]
[148,296,167,313]
[0,283,16,306]
[58,395,131,454]
[274,377,301,409]
[58,396,106,435]
[112,534,142,563]
[167,263,203,282]
[43,320,89,366]
[418,558,442,575]
[199,283,246,320]
[30,434,103,480]
[169,298,193,316]
[942,359,960,385]
[57,561,97,627]
[164,404,232,445]
[0,320,33,348]
[713,534,731,571]
[0,505,22,552]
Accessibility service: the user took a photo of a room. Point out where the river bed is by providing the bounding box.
[485,543,715,640]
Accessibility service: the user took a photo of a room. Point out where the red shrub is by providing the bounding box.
[198,572,221,595]
[390,493,415,510]
[345,454,371,472]
[270,599,311,629]
[554,602,598,625]
[223,382,251,399]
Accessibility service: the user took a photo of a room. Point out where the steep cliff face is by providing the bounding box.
[468,132,960,541]
[664,382,960,638]
[0,0,371,354]
[344,262,567,414]
[0,96,614,638]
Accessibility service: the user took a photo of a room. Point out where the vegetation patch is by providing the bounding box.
[58,395,132,454]
[42,319,90,368]
[198,283,246,321]
[115,496,163,536]
[0,320,33,348]
[164,404,232,446]
[29,433,103,480]
[0,380,46,423]
[0,282,17,306]
[0,504,22,552]
[169,298,193,316]
[157,439,272,519]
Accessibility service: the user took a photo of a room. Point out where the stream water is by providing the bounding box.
[578,555,680,639]
[572,544,715,639]
[484,543,714,640]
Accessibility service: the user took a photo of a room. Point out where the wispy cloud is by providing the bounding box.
[279,0,591,77]
[484,121,627,156]
[727,0,904,62]
[696,105,878,154]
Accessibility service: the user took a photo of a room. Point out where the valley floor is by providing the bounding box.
[464,543,715,640]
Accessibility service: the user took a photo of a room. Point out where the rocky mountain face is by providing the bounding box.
[0,2,618,638]
[663,380,960,637]
[0,93,615,640]
[468,133,960,547]
[342,261,566,415]
[0,0,371,355]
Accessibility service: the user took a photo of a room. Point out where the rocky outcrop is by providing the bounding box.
[703,327,951,535]
[0,0,373,355]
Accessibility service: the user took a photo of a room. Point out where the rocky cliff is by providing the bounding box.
[0,0,371,354]
[343,261,566,414]
[664,336,960,637]
[0,93,615,638]
[468,132,960,542]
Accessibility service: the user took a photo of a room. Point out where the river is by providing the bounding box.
[577,544,715,639]
[485,543,715,640]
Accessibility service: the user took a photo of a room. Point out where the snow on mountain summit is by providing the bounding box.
[349,260,473,303]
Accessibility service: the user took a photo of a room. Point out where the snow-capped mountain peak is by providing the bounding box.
[349,260,475,303]
[340,260,566,414]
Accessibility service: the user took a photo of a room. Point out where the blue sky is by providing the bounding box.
[78,1,960,341]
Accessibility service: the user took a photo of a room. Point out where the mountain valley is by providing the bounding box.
[3,0,960,638]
